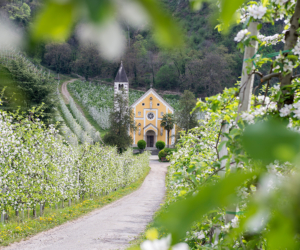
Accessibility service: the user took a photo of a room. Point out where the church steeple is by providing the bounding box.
[114,61,129,110]
[114,61,128,83]
[114,61,129,95]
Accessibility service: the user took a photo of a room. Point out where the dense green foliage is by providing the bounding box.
[137,140,146,150]
[175,90,198,133]
[103,93,136,152]
[155,140,165,150]
[158,148,171,161]
[0,59,56,124]
[160,113,175,148]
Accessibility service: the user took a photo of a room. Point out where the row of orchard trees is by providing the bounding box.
[0,110,149,220]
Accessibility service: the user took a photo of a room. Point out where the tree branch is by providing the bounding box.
[254,71,263,78]
[292,74,300,79]
[260,73,280,83]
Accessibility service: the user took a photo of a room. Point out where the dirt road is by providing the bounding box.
[4,159,168,250]
[61,79,76,104]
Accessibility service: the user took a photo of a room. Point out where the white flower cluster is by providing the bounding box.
[234,29,249,42]
[292,41,300,57]
[283,59,294,72]
[248,5,267,19]
[280,104,292,117]
[280,102,300,119]
[258,34,282,45]
[141,234,189,250]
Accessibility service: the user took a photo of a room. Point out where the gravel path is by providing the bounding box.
[61,79,90,123]
[3,159,168,250]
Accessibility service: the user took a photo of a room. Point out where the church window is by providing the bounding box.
[142,103,145,106]
[138,111,141,116]
[161,112,164,116]
[119,84,124,90]
[150,97,153,100]
[157,103,160,106]
[147,112,155,120]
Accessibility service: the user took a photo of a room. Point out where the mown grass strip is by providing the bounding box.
[0,166,150,246]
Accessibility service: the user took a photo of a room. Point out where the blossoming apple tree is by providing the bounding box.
[144,0,300,249]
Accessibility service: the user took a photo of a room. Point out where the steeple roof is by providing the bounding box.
[114,61,128,82]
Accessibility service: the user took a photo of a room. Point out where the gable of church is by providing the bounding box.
[130,88,175,147]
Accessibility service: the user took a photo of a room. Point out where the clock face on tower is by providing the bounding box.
[147,112,155,120]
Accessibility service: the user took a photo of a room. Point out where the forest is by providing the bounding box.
[0,0,258,98]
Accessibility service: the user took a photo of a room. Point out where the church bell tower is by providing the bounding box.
[114,61,129,110]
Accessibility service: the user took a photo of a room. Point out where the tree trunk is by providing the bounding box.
[279,0,300,108]
[167,130,170,148]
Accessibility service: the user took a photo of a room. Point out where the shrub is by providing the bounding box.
[137,140,146,150]
[156,140,165,150]
[158,148,172,161]
[158,149,166,160]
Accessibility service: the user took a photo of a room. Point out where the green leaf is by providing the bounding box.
[220,0,246,31]
[155,171,255,243]
[136,0,184,48]
[217,141,227,152]
[31,1,75,41]
[85,0,114,23]
[241,118,300,163]
[257,23,263,30]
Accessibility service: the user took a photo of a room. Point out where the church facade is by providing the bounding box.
[114,62,175,148]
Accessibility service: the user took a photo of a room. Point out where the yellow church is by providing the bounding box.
[114,62,175,148]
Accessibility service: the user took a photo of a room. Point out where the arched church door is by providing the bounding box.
[146,130,155,147]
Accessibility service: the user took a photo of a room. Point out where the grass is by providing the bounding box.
[0,166,150,246]
[66,83,109,138]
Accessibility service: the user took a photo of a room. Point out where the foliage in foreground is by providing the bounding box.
[138,0,300,249]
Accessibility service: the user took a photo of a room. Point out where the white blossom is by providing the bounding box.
[241,112,255,124]
[248,5,267,19]
[292,42,300,57]
[141,235,189,250]
[258,34,282,45]
[234,29,249,42]
[283,59,294,72]
[231,216,239,228]
[279,104,292,117]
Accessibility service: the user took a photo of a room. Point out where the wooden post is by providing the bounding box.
[40,203,43,217]
[219,22,258,226]
[238,22,259,113]
[1,211,4,223]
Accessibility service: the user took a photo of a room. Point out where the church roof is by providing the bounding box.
[144,123,158,130]
[115,61,128,82]
[130,88,174,112]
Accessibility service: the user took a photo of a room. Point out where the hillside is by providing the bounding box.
[0,0,245,98]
